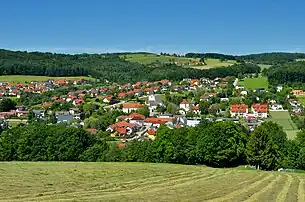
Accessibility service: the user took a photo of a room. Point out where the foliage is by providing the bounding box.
[246,122,287,170]
[264,61,305,85]
[0,98,16,112]
[0,49,259,84]
[0,124,98,161]
[186,52,305,64]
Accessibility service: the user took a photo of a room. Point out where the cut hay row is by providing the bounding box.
[35,170,230,201]
[298,177,305,202]
[276,174,293,202]
[1,162,305,202]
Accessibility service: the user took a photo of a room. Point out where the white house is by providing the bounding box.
[180,100,190,112]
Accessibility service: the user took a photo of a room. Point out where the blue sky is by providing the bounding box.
[0,0,304,54]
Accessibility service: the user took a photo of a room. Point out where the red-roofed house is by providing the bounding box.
[193,105,201,114]
[251,104,268,118]
[87,128,97,134]
[180,99,191,111]
[144,117,173,127]
[230,104,248,117]
[118,92,126,98]
[145,129,157,140]
[73,99,85,106]
[122,103,143,113]
[107,121,136,137]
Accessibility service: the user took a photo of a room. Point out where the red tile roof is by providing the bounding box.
[146,129,156,135]
[231,104,248,113]
[123,103,143,109]
[252,104,268,113]
[144,117,173,124]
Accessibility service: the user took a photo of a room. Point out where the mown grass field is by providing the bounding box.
[297,96,305,106]
[269,111,299,139]
[0,75,94,83]
[122,53,199,64]
[238,76,269,89]
[191,58,237,69]
[0,162,304,202]
[121,53,237,69]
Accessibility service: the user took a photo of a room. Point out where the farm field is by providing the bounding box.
[191,58,237,69]
[0,75,94,83]
[269,111,299,139]
[238,76,269,89]
[297,96,305,106]
[121,53,237,69]
[0,162,304,202]
[121,53,199,64]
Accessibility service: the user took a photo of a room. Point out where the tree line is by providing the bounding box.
[263,61,305,85]
[0,49,259,83]
[1,121,305,171]
[185,52,305,65]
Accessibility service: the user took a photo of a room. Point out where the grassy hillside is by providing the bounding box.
[121,53,237,69]
[0,162,304,201]
[0,75,94,83]
[121,53,199,64]
[191,58,237,69]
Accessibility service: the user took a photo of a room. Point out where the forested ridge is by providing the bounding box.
[0,49,260,83]
[186,52,305,64]
[263,61,305,85]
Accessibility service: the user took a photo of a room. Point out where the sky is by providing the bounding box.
[0,0,305,55]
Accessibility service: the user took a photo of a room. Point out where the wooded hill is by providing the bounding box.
[0,49,259,83]
[185,52,305,65]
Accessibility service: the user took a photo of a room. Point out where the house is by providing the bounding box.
[187,119,201,127]
[145,129,157,140]
[57,114,74,123]
[240,90,248,96]
[230,104,248,117]
[193,105,201,114]
[180,99,190,112]
[292,90,305,96]
[32,110,45,119]
[220,98,229,102]
[16,110,29,117]
[277,86,283,92]
[107,121,137,137]
[270,104,283,111]
[144,117,173,127]
[251,104,268,118]
[87,128,97,134]
[118,92,126,98]
[122,103,143,113]
[73,99,85,106]
[102,95,113,103]
[118,113,145,124]
[147,91,164,113]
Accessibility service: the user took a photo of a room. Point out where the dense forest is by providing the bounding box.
[263,61,305,85]
[0,49,259,83]
[185,52,305,64]
[1,121,305,171]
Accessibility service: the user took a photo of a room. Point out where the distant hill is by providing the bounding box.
[186,52,305,65]
[0,49,259,83]
[0,162,304,201]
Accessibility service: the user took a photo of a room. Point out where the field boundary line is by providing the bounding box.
[244,174,283,202]
[206,173,275,202]
[276,174,293,202]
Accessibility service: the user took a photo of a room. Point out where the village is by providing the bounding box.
[0,74,303,141]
